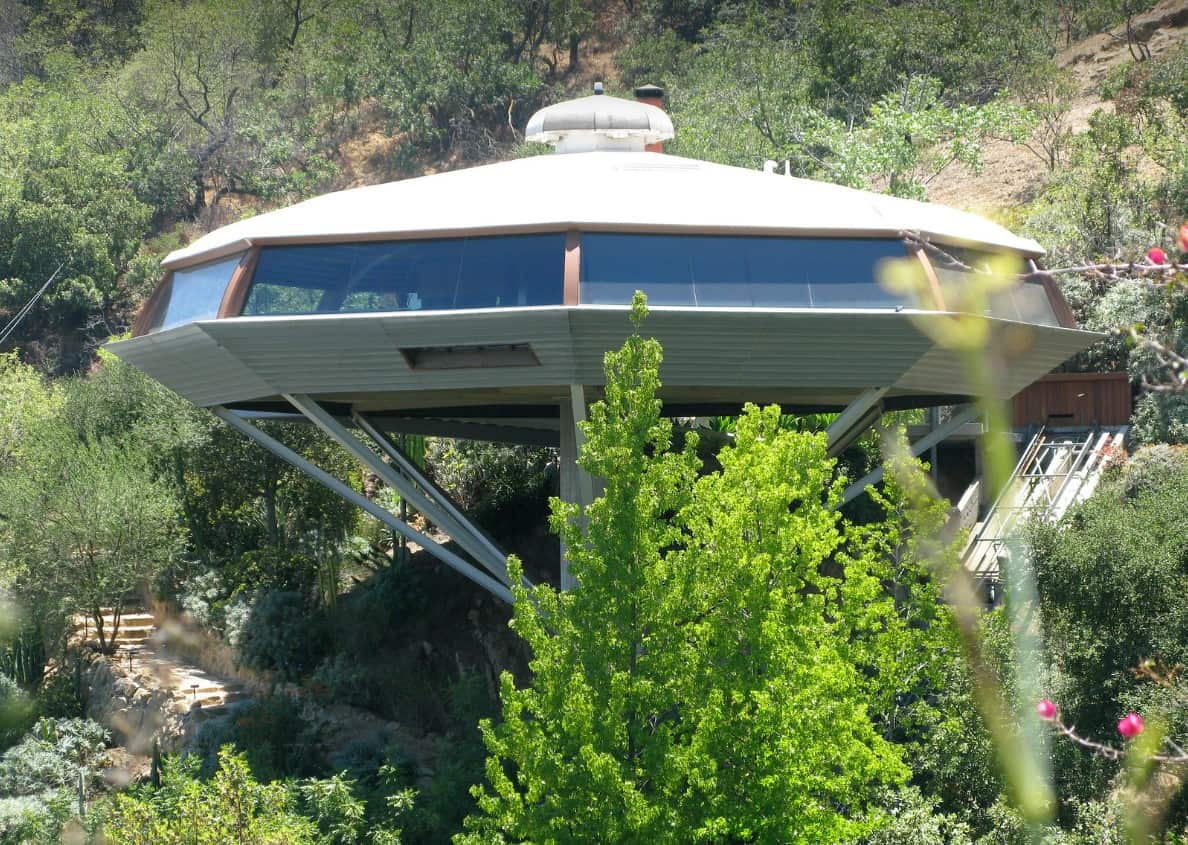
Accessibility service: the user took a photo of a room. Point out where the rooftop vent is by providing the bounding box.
[525,83,674,154]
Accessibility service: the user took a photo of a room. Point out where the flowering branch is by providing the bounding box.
[899,230,1188,283]
[1122,328,1188,393]
[1038,699,1188,763]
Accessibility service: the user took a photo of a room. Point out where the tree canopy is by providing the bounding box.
[459,296,965,843]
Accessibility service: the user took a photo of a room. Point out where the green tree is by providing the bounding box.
[122,0,337,216]
[459,296,915,843]
[0,416,181,653]
[1028,447,1188,818]
[656,20,1026,198]
[0,63,154,371]
[0,351,59,470]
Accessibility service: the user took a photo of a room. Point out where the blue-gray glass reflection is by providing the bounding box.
[243,234,565,315]
[580,234,911,308]
[931,248,1059,326]
[157,253,244,331]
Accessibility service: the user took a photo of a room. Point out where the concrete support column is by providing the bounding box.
[929,405,940,481]
[559,385,593,590]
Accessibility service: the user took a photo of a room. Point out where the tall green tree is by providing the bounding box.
[459,296,921,844]
[0,63,153,371]
[0,416,181,653]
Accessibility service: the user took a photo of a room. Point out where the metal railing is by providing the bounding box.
[963,426,1127,582]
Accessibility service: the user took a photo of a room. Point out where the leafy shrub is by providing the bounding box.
[1142,43,1188,113]
[309,654,376,710]
[0,676,32,751]
[1097,61,1137,101]
[860,787,973,845]
[192,694,323,782]
[221,591,256,649]
[296,773,368,844]
[905,653,1003,834]
[0,718,107,797]
[1029,463,1188,813]
[226,546,320,595]
[236,590,328,681]
[1131,391,1188,446]
[103,745,410,845]
[0,792,77,845]
[1118,444,1188,496]
[33,668,83,721]
[326,740,413,793]
[425,439,555,541]
[177,568,223,629]
[395,672,495,843]
[101,747,317,845]
[331,562,424,657]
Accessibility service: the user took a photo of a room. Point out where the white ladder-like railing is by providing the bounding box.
[963,426,1127,582]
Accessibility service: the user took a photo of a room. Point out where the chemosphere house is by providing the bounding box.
[108,85,1100,603]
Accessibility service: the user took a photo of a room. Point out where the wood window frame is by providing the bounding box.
[563,229,580,305]
[218,247,261,318]
[130,271,173,337]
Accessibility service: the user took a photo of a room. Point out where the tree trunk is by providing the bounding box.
[110,602,123,653]
[173,449,207,564]
[264,476,280,546]
[92,608,108,654]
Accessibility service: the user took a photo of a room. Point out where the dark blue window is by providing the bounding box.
[243,234,566,316]
[580,234,911,308]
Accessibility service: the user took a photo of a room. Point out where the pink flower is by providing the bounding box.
[1148,246,1168,266]
[1180,222,1188,253]
[1118,712,1145,739]
[1037,699,1057,721]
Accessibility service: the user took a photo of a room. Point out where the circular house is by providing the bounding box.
[109,87,1099,601]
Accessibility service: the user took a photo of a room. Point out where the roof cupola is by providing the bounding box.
[525,84,674,154]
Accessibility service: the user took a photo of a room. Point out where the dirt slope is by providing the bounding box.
[928,0,1188,215]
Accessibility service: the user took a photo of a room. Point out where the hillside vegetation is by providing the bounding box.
[3,2,1188,844]
[0,0,1180,371]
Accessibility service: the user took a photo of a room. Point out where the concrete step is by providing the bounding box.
[179,685,231,695]
[99,613,155,623]
[73,615,157,632]
[186,691,248,710]
[111,627,155,639]
[93,618,155,632]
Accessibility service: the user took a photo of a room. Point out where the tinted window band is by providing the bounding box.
[579,234,911,309]
[243,234,566,316]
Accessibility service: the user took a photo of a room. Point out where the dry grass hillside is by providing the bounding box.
[929,0,1188,214]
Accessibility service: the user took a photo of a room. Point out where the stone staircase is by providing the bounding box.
[75,608,249,716]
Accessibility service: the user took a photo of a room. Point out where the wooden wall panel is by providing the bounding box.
[1011,372,1132,427]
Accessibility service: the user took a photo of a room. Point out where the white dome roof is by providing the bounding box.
[162,151,1043,269]
[525,94,674,151]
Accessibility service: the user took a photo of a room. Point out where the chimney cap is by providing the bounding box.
[633,83,665,99]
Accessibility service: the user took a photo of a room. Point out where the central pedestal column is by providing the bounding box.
[559,384,594,590]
